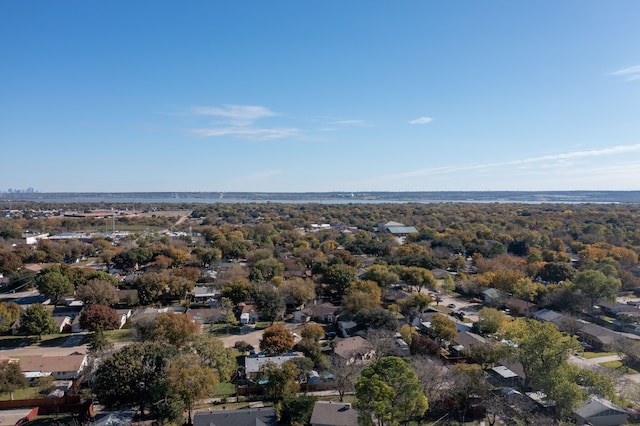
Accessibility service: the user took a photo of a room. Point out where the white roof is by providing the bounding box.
[245,353,304,374]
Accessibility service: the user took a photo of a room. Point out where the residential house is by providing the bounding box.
[20,354,88,380]
[310,401,359,426]
[192,286,221,304]
[575,396,628,426]
[449,331,487,358]
[194,407,277,426]
[533,309,566,328]
[299,303,341,324]
[338,320,358,337]
[505,298,538,317]
[188,307,225,325]
[576,321,619,350]
[52,315,73,333]
[333,336,375,365]
[238,303,260,325]
[481,288,501,305]
[244,353,305,377]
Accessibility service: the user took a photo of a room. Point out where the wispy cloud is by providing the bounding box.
[610,65,640,81]
[378,143,640,180]
[190,127,299,140]
[187,104,298,141]
[192,104,276,121]
[333,119,367,126]
[409,116,433,125]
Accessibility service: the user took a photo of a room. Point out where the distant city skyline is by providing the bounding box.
[1,1,639,192]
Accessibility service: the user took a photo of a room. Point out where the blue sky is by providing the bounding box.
[1,1,640,192]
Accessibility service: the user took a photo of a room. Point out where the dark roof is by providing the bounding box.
[310,401,359,426]
[193,408,277,426]
[452,331,486,348]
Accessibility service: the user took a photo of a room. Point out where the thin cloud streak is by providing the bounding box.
[192,105,276,120]
[190,127,299,140]
[610,65,640,81]
[409,116,433,125]
[379,143,640,180]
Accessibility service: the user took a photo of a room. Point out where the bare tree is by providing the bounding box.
[410,356,447,408]
[329,355,363,402]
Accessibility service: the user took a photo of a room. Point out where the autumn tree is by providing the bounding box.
[20,303,55,338]
[355,356,428,426]
[364,264,399,288]
[258,360,300,400]
[399,266,436,292]
[477,307,509,335]
[80,304,121,331]
[430,313,457,341]
[279,278,316,308]
[300,323,324,342]
[260,324,295,356]
[167,353,218,425]
[144,312,199,348]
[342,280,381,315]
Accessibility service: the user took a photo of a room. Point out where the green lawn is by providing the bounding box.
[214,382,236,397]
[582,351,617,359]
[600,360,640,374]
[104,328,135,343]
[0,384,52,401]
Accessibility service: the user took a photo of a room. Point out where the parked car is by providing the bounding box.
[447,303,456,309]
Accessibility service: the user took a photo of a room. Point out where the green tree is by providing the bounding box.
[191,335,236,382]
[76,279,118,306]
[572,269,621,308]
[506,318,579,389]
[279,396,317,426]
[20,303,55,338]
[94,342,176,415]
[35,270,73,303]
[0,301,22,334]
[167,353,218,425]
[430,313,457,341]
[477,307,509,335]
[364,264,399,288]
[259,360,300,400]
[399,266,436,292]
[324,264,358,296]
[221,280,251,305]
[260,324,294,356]
[354,308,399,332]
[355,356,428,426]
[80,304,121,331]
[87,328,111,353]
[253,284,285,325]
[0,360,28,399]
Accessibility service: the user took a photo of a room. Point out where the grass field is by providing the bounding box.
[600,360,640,374]
[582,351,617,359]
